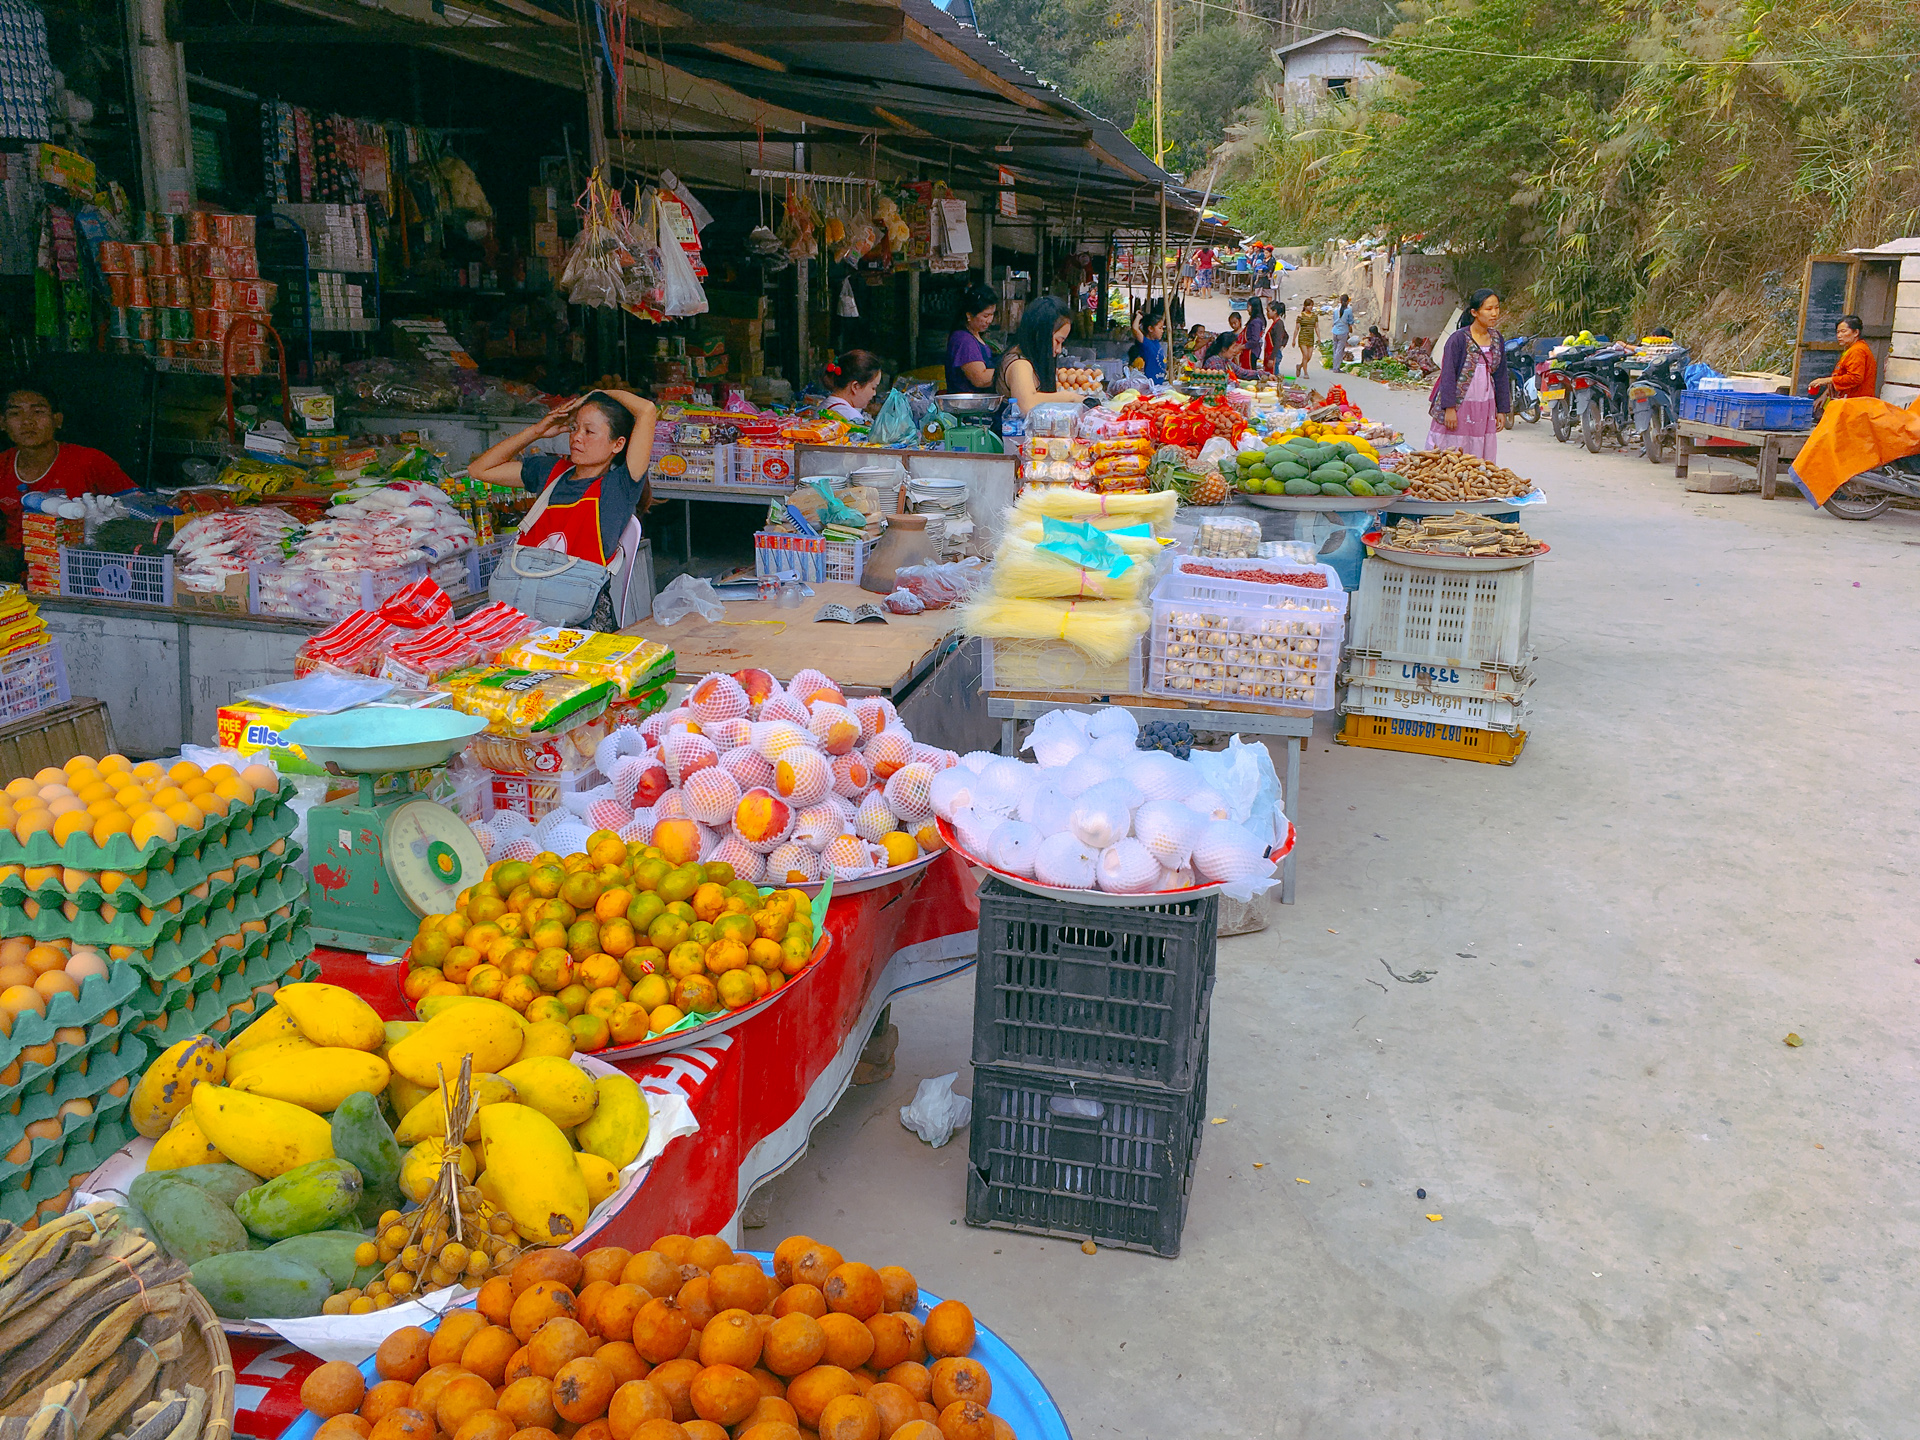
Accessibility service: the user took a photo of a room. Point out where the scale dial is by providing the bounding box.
[385,800,486,916]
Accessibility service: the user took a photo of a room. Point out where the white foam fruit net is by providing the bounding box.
[808,702,862,754]
[791,801,850,850]
[821,832,882,879]
[595,725,649,777]
[662,732,719,787]
[1033,830,1098,889]
[752,720,817,761]
[761,691,812,727]
[729,789,796,853]
[706,833,767,883]
[1190,818,1272,882]
[689,671,750,724]
[928,766,977,821]
[787,667,839,707]
[706,716,754,752]
[986,819,1041,877]
[765,841,825,884]
[605,755,648,808]
[1088,732,1141,762]
[1049,752,1115,798]
[956,750,997,775]
[1184,786,1231,823]
[1069,780,1137,850]
[1018,783,1074,837]
[586,795,633,831]
[951,805,998,858]
[721,746,777,789]
[681,766,743,826]
[1096,837,1161,894]
[884,762,935,823]
[534,813,592,857]
[854,790,899,842]
[864,730,915,779]
[618,808,656,844]
[1125,750,1195,802]
[773,748,831,806]
[1085,707,1139,743]
[1132,799,1199,870]
[831,752,872,798]
[652,790,688,820]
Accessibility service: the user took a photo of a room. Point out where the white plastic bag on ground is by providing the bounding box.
[900,1073,971,1147]
[654,573,725,626]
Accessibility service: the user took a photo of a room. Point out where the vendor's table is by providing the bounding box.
[649,482,790,564]
[1675,419,1809,499]
[224,852,982,1440]
[986,689,1309,903]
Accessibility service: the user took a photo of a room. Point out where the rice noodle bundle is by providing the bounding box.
[957,595,1149,667]
[988,538,1153,601]
[1010,487,1178,528]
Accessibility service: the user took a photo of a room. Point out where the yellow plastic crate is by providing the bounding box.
[1335,712,1526,765]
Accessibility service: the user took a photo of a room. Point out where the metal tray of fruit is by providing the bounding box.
[937,817,1292,908]
[589,928,835,1062]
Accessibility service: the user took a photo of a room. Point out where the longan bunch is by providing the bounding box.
[322,1193,524,1317]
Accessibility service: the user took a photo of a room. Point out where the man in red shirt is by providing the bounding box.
[0,383,137,577]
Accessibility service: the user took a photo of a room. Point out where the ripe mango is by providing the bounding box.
[131,1035,226,1139]
[387,999,524,1087]
[497,1057,596,1129]
[393,1073,519,1144]
[573,1072,649,1170]
[225,1032,317,1084]
[224,1004,302,1057]
[477,1102,590,1244]
[274,981,386,1051]
[190,1085,334,1179]
[146,1111,228,1171]
[230,1048,391,1112]
[575,1152,620,1207]
[399,1137,476,1203]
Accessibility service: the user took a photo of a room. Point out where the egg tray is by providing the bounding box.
[117,891,306,987]
[0,808,301,911]
[0,1075,135,1198]
[0,782,294,871]
[0,1109,137,1228]
[0,961,139,1077]
[0,867,311,952]
[130,932,315,1058]
[0,1005,135,1123]
[126,913,308,1026]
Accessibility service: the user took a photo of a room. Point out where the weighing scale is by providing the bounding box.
[284,710,491,952]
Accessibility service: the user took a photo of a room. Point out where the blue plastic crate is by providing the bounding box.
[1678,390,1816,431]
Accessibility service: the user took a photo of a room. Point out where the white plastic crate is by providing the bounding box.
[752,532,869,585]
[249,559,429,621]
[0,642,70,721]
[1348,559,1532,667]
[722,444,797,487]
[1340,680,1531,733]
[1342,651,1534,701]
[428,550,472,600]
[981,636,1145,695]
[1147,560,1346,710]
[59,549,175,607]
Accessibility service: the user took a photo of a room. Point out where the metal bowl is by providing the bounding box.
[937,393,1004,417]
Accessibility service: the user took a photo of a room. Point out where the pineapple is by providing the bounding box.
[1170,468,1229,506]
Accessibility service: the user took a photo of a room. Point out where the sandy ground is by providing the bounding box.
[759,274,1920,1438]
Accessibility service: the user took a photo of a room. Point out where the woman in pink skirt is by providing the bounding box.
[1426,289,1512,459]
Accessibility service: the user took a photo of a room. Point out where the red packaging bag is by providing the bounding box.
[376,576,453,629]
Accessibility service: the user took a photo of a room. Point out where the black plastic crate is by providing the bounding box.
[970,876,1217,1089]
[964,1033,1208,1258]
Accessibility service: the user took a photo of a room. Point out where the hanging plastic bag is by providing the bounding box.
[655,191,708,317]
[899,1073,970,1147]
[653,573,725,626]
[837,277,859,319]
[867,388,917,447]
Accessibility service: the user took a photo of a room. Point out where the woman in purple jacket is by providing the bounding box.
[1427,289,1512,459]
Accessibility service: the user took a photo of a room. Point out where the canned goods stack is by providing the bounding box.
[94,211,270,373]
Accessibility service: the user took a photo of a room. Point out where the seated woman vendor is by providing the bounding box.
[821,351,885,425]
[1,382,136,581]
[996,296,1094,413]
[467,388,656,627]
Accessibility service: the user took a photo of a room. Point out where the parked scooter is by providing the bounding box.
[1560,343,1636,452]
[1504,336,1543,424]
[1629,348,1691,465]
[1821,455,1920,520]
[1540,343,1603,443]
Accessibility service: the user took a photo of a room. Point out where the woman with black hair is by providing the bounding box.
[1239,298,1269,374]
[822,350,885,424]
[945,282,999,393]
[1426,288,1512,459]
[996,296,1092,413]
[468,387,657,626]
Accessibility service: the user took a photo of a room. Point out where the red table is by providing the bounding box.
[228,850,980,1439]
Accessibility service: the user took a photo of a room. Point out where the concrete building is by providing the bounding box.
[1272,28,1389,113]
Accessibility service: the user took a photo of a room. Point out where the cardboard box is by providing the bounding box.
[699,316,763,346]
[174,573,250,615]
[533,222,561,258]
[707,291,769,321]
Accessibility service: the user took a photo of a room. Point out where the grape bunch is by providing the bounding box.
[1137,720,1194,758]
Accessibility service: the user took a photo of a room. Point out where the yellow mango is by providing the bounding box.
[145,1111,227,1170]
[575,1152,621,1208]
[274,981,385,1051]
[572,1072,649,1170]
[476,1166,505,1209]
[477,1103,590,1244]
[190,1085,333,1178]
[389,1073,433,1119]
[416,994,529,1028]
[497,1057,597,1129]
[393,1074,519,1145]
[229,1047,391,1112]
[516,1020,575,1062]
[400,1137,476,1203]
[224,1032,316,1083]
[224,1004,302,1056]
[387,1001,524,1088]
[131,1035,225,1139]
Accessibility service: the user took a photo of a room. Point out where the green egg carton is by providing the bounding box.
[0,783,295,872]
[0,1005,134,1121]
[0,867,310,951]
[0,1110,137,1228]
[0,825,302,914]
[118,893,307,989]
[0,962,138,1074]
[130,932,314,1057]
[0,1068,136,1189]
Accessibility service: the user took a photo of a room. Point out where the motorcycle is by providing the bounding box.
[1629,348,1691,465]
[1504,336,1543,424]
[1823,455,1920,520]
[1559,344,1636,452]
[1539,343,1604,444]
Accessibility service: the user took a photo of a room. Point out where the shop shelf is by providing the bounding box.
[0,642,70,722]
[1333,712,1528,765]
[1678,390,1815,431]
[59,549,175,607]
[1347,560,1532,668]
[965,1034,1208,1259]
[467,537,512,593]
[971,876,1215,1090]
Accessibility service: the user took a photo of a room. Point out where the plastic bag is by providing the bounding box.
[892,557,983,608]
[1186,734,1283,830]
[866,389,917,447]
[654,573,726,626]
[656,195,709,317]
[884,588,924,614]
[899,1073,971,1148]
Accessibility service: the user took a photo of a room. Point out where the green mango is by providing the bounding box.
[1248,465,1271,480]
[1283,478,1321,496]
[190,1252,331,1319]
[1236,450,1258,468]
[1263,446,1288,464]
[234,1158,363,1241]
[1320,481,1354,496]
[1218,457,1237,480]
[1271,462,1309,481]
[331,1092,401,1200]
[268,1231,381,1292]
[128,1175,250,1266]
[1347,469,1387,491]
[1347,478,1377,496]
[143,1163,263,1208]
[1309,462,1352,484]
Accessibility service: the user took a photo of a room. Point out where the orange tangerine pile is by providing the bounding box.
[0,756,280,848]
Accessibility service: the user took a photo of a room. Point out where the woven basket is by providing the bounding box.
[178,1285,236,1440]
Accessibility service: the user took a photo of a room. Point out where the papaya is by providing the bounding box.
[496,1058,596,1129]
[1282,478,1321,496]
[573,1072,649,1170]
[477,1103,590,1245]
[393,1074,518,1145]
[146,1111,228,1171]
[273,982,385,1052]
[144,1162,262,1207]
[190,1086,333,1179]
[388,1000,525,1088]
[331,1090,403,1198]
[233,1157,364,1240]
[189,1251,331,1319]
[1319,482,1354,496]
[268,1231,381,1293]
[129,1174,250,1266]
[131,1035,226,1139]
[230,1047,391,1112]
[224,1004,302,1057]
